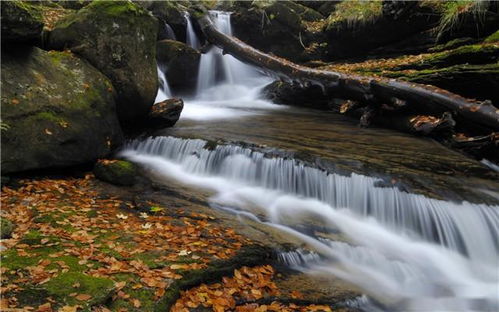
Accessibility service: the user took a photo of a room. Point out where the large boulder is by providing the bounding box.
[156,39,200,94]
[1,1,44,43]
[47,0,159,125]
[1,47,123,174]
[230,0,326,62]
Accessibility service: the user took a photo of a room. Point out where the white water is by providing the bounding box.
[154,65,172,103]
[121,136,499,311]
[163,21,176,40]
[184,12,200,50]
[181,10,281,121]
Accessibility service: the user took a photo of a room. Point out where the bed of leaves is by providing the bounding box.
[1,176,337,312]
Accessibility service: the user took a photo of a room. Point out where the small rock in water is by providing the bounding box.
[148,98,184,129]
[93,159,137,186]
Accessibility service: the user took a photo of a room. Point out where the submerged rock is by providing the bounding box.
[1,1,44,43]
[1,218,14,239]
[1,47,123,174]
[93,159,137,186]
[47,0,159,126]
[156,40,200,94]
[148,98,184,129]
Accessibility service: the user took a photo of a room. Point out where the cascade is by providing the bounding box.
[121,136,499,311]
[184,12,200,49]
[154,65,172,103]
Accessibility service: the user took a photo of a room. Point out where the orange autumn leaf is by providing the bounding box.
[75,294,92,301]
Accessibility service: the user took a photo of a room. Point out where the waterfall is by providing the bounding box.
[120,136,499,311]
[162,21,176,40]
[154,65,172,103]
[184,12,200,49]
[195,11,265,96]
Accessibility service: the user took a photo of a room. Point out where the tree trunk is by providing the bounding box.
[197,15,499,131]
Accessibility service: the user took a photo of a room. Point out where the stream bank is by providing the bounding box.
[0,171,360,312]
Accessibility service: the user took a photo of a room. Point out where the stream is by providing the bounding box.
[123,11,499,312]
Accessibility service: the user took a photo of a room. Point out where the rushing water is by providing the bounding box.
[141,11,499,311]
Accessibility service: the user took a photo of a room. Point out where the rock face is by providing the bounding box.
[1,1,44,43]
[156,40,200,94]
[324,1,439,60]
[148,98,184,129]
[1,47,123,174]
[136,0,188,42]
[47,0,159,125]
[93,160,137,186]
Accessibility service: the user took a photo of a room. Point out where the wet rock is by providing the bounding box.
[93,160,137,186]
[1,1,44,43]
[47,0,159,126]
[1,218,14,239]
[1,47,123,174]
[148,98,184,129]
[156,39,201,94]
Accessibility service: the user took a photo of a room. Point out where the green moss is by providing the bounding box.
[326,0,382,30]
[93,160,137,186]
[1,217,14,238]
[429,37,475,52]
[1,249,40,270]
[13,1,44,21]
[84,0,146,18]
[44,272,114,308]
[20,230,44,245]
[484,30,499,43]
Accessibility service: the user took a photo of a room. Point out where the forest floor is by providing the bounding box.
[0,172,359,312]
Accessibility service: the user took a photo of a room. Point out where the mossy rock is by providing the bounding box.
[484,30,499,43]
[1,47,123,174]
[230,0,310,62]
[93,160,137,186]
[44,272,114,309]
[156,40,200,95]
[1,218,14,239]
[1,1,44,43]
[47,0,159,126]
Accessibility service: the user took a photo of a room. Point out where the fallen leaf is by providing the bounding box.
[75,294,92,301]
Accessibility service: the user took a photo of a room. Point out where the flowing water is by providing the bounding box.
[136,11,499,311]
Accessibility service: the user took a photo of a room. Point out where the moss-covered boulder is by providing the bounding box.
[1,47,123,174]
[157,40,200,94]
[47,0,159,125]
[1,1,44,43]
[93,159,137,186]
[1,218,14,239]
[230,0,322,62]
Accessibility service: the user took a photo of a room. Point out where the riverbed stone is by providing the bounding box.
[148,98,184,128]
[93,160,137,186]
[47,0,159,126]
[1,47,123,174]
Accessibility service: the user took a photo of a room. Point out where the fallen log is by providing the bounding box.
[197,14,499,131]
